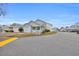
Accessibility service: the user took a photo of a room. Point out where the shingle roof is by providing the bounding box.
[23,19,53,27]
[11,23,22,26]
[23,20,42,27]
[35,19,52,26]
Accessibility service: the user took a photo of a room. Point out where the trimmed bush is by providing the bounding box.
[4,30,14,32]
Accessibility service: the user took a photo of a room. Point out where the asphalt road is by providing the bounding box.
[0,37,10,42]
[0,32,79,56]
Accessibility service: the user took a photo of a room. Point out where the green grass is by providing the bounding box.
[42,32,57,35]
[10,32,57,37]
[0,32,57,38]
[12,33,33,38]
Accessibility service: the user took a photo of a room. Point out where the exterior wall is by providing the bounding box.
[35,20,45,26]
[31,26,42,35]
[13,27,20,32]
[52,28,59,32]
[23,25,43,35]
[2,26,10,32]
[35,20,53,32]
[0,28,3,32]
[23,25,32,33]
[45,23,53,32]
[31,27,42,33]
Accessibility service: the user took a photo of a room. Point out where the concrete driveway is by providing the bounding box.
[0,32,79,56]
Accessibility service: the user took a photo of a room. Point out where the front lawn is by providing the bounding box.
[0,31,57,38]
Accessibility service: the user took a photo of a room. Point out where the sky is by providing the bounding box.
[0,3,79,28]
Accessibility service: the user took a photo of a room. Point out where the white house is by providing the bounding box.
[35,19,53,32]
[10,23,22,32]
[65,23,79,32]
[23,19,53,34]
[23,21,42,34]
[1,25,10,32]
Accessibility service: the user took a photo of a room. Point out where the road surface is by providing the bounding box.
[0,37,10,42]
[0,32,79,56]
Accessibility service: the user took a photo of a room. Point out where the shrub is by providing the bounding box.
[42,29,50,33]
[4,30,14,32]
[18,27,24,32]
[9,30,14,32]
[4,30,9,32]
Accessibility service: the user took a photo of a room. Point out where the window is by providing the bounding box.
[9,27,13,29]
[37,27,40,30]
[32,27,36,30]
[32,27,40,30]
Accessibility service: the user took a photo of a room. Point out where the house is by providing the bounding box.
[23,21,42,34]
[35,19,53,32]
[1,25,10,32]
[23,19,53,34]
[60,27,66,32]
[70,23,79,29]
[10,23,22,32]
[67,23,79,32]
[0,25,3,32]
[52,28,59,32]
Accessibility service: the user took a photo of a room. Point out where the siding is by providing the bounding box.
[13,27,19,32]
[23,25,32,33]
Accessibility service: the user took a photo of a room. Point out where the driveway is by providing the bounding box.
[0,32,79,56]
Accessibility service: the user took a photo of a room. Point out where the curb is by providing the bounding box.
[0,37,17,47]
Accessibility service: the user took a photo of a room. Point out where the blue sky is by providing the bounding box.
[0,3,79,28]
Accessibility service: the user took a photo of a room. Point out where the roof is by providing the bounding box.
[35,19,52,26]
[24,20,42,27]
[23,19,53,27]
[10,23,22,27]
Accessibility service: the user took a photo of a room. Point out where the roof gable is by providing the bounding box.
[24,21,41,27]
[35,19,52,26]
[10,23,22,27]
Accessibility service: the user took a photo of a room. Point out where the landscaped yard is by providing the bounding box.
[12,32,57,37]
[0,32,57,38]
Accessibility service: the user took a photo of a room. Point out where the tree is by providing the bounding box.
[18,27,24,32]
[0,3,7,16]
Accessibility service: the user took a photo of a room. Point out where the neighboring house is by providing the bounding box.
[70,23,79,30]
[67,23,79,32]
[52,28,59,32]
[1,25,10,32]
[60,27,67,32]
[0,25,3,32]
[10,23,22,32]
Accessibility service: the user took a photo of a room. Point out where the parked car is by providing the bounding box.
[77,31,79,34]
[69,29,79,34]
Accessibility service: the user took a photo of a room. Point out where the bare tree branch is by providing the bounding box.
[0,3,7,16]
